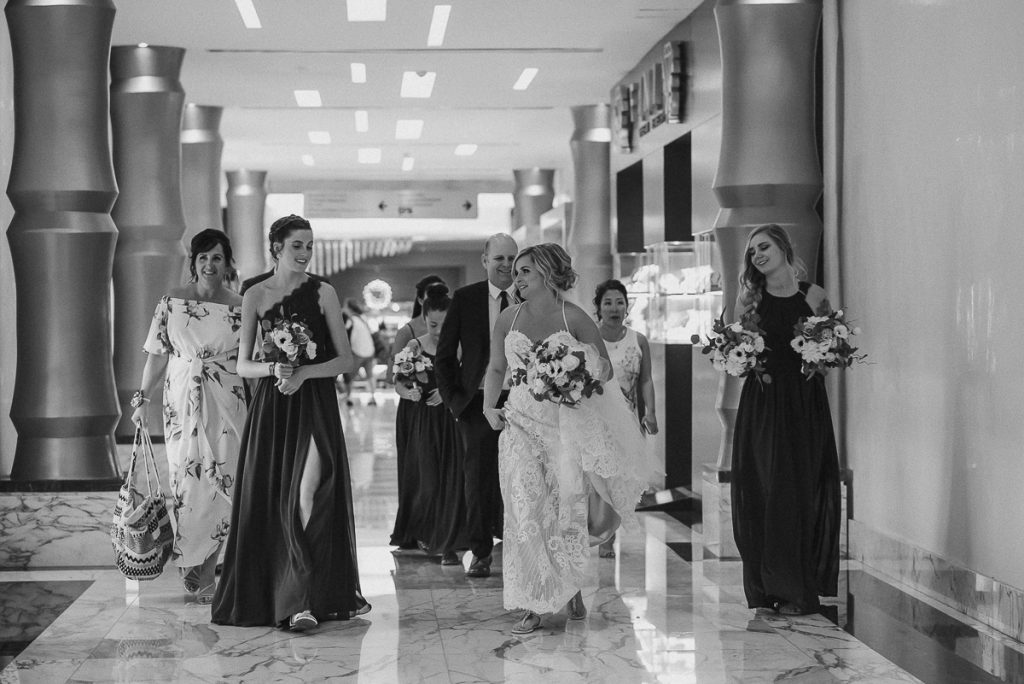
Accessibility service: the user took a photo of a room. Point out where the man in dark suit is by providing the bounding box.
[435,233,518,578]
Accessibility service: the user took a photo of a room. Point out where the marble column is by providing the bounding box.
[5,0,120,480]
[705,0,822,552]
[180,104,224,245]
[225,170,268,282]
[110,45,187,439]
[512,168,555,247]
[567,105,613,308]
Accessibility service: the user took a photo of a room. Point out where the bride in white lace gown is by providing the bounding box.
[482,243,654,635]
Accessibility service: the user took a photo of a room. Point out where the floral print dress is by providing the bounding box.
[143,296,245,568]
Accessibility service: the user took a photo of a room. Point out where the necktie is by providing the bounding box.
[499,290,510,312]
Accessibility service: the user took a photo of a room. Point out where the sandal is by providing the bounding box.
[567,591,587,620]
[511,611,542,634]
[195,582,216,606]
[288,610,318,632]
[180,566,201,594]
[778,602,817,616]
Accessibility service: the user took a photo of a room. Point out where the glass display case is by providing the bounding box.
[612,251,656,337]
[645,239,721,343]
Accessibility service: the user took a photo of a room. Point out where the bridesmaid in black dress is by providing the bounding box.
[397,284,469,564]
[212,214,370,631]
[389,274,445,549]
[730,224,841,616]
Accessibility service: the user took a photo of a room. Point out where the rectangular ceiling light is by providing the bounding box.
[347,0,387,22]
[427,5,451,47]
[395,119,424,140]
[233,0,261,29]
[350,63,367,84]
[454,143,478,156]
[301,154,315,166]
[358,148,382,164]
[401,71,436,98]
[354,110,369,133]
[294,90,322,107]
[513,67,539,91]
[402,156,415,171]
[308,131,332,145]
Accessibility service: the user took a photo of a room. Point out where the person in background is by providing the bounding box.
[341,298,379,406]
[593,279,660,558]
[389,274,446,550]
[131,228,246,605]
[435,234,518,579]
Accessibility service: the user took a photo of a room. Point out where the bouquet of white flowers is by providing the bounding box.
[791,309,866,379]
[260,315,317,365]
[511,339,603,408]
[391,343,432,389]
[692,313,771,384]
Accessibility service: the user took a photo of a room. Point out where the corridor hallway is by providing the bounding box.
[2,395,1018,683]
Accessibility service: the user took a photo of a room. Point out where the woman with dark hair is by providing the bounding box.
[212,214,370,631]
[592,278,659,558]
[482,243,653,634]
[388,274,446,549]
[397,283,469,563]
[731,223,841,616]
[131,228,245,604]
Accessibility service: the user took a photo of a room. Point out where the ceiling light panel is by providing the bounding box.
[347,0,387,22]
[401,71,436,98]
[293,90,322,107]
[513,68,539,91]
[402,156,415,171]
[233,0,261,29]
[454,144,478,156]
[395,119,424,140]
[350,63,367,84]
[427,5,451,47]
[354,110,369,133]
[358,148,382,164]
[308,131,331,145]
[302,155,315,166]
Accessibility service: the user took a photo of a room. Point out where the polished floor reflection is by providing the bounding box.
[1,394,1016,682]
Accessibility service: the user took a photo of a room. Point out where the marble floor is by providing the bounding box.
[0,393,1019,683]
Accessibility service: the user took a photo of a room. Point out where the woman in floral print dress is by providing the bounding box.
[131,229,246,604]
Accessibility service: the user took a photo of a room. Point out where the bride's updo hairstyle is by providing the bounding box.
[421,282,451,316]
[737,223,806,318]
[514,243,578,296]
[268,214,312,262]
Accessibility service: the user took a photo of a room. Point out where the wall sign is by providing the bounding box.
[612,40,687,153]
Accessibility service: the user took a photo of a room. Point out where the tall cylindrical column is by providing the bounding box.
[110,44,187,439]
[225,170,268,282]
[512,168,555,247]
[180,104,224,245]
[5,0,120,480]
[711,0,823,467]
[567,104,613,309]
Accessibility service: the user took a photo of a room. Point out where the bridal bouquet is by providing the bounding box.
[511,339,603,408]
[691,313,771,384]
[260,316,317,365]
[791,309,866,379]
[392,343,432,389]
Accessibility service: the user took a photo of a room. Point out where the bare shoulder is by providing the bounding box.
[223,290,243,307]
[316,280,341,307]
[563,300,592,324]
[805,283,832,315]
[166,285,193,300]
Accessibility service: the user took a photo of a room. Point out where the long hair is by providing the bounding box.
[412,274,445,318]
[188,228,234,281]
[737,224,805,318]
[267,214,312,262]
[513,242,577,297]
[593,279,628,321]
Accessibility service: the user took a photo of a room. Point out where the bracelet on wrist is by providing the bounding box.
[129,390,149,408]
[269,362,276,377]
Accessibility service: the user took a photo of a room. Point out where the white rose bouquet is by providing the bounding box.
[391,342,432,390]
[511,338,603,408]
[260,315,317,365]
[791,309,866,379]
[692,313,771,385]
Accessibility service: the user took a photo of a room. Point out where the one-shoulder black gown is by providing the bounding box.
[731,281,841,612]
[213,277,370,627]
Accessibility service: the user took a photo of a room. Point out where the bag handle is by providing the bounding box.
[132,426,166,496]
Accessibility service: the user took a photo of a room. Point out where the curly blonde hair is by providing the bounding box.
[514,243,578,296]
[737,224,806,319]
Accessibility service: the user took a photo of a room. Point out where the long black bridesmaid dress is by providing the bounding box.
[389,323,420,549]
[731,281,841,612]
[212,276,370,627]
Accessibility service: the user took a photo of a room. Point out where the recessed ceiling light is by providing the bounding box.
[401,71,436,98]
[347,0,387,22]
[358,148,382,164]
[137,43,149,48]
[402,155,415,171]
[350,63,367,84]
[427,5,451,47]
[395,119,424,140]
[308,131,331,145]
[354,110,369,133]
[233,0,261,29]
[454,144,477,156]
[302,155,315,166]
[294,90,322,107]
[513,68,539,91]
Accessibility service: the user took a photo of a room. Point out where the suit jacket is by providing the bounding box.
[435,280,493,419]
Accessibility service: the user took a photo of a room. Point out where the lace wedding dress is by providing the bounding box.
[499,326,655,614]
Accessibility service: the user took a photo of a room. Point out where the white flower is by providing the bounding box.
[752,336,765,353]
[729,322,744,333]
[306,341,317,360]
[568,389,582,403]
[852,326,862,336]
[272,329,293,348]
[738,342,754,354]
[535,362,552,377]
[834,324,849,339]
[791,337,807,353]
[282,342,299,360]
[531,378,547,394]
[712,356,726,372]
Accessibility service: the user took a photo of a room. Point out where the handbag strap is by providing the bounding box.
[134,426,166,495]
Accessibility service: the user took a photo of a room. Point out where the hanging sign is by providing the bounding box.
[304,189,479,219]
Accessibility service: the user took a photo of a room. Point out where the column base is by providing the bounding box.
[10,434,119,481]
